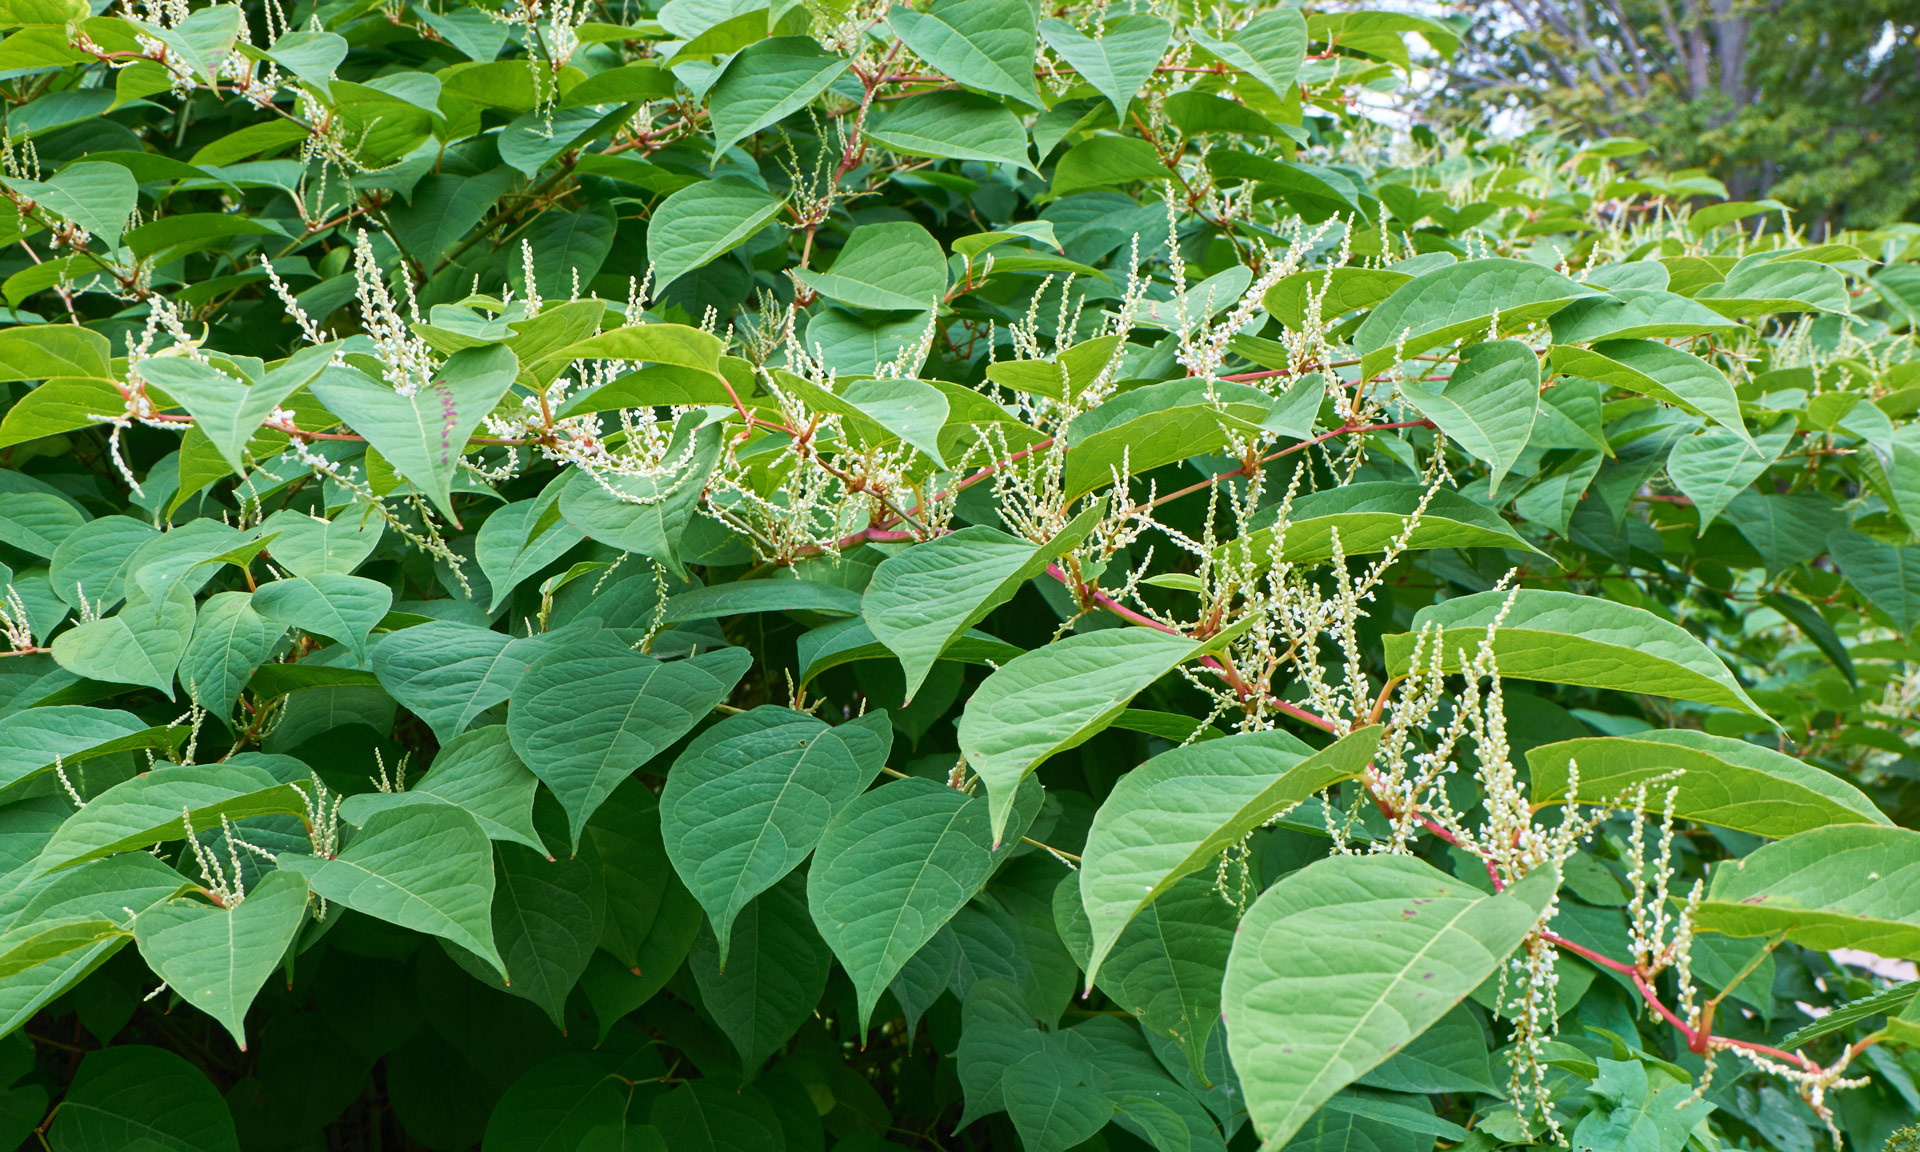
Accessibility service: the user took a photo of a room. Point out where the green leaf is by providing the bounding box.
[1219,482,1539,568]
[0,491,85,558]
[1003,1049,1114,1152]
[179,592,284,717]
[0,325,111,382]
[0,377,130,449]
[482,1054,628,1152]
[1781,980,1919,1049]
[888,0,1040,106]
[647,178,785,290]
[258,508,384,579]
[1397,339,1538,497]
[1074,872,1236,1085]
[1223,856,1555,1149]
[339,725,545,854]
[688,870,830,1073]
[1666,418,1792,531]
[6,160,138,247]
[34,762,306,875]
[50,582,196,698]
[772,372,950,465]
[1570,1058,1712,1152]
[131,348,321,474]
[1383,589,1770,720]
[0,855,185,1036]
[1356,1004,1499,1096]
[864,508,1099,701]
[1039,15,1170,119]
[662,579,861,622]
[1528,729,1888,837]
[372,621,546,744]
[792,222,946,311]
[661,707,889,963]
[1829,529,1920,635]
[1060,385,1268,501]
[1695,825,1920,957]
[132,869,308,1049]
[649,1078,785,1152]
[279,803,506,978]
[0,705,160,792]
[308,347,520,522]
[1696,258,1850,317]
[1354,258,1600,377]
[582,781,678,972]
[1549,339,1749,444]
[1192,6,1306,100]
[865,90,1034,171]
[1264,266,1409,328]
[1079,727,1381,988]
[707,37,850,158]
[509,634,751,847]
[250,573,393,664]
[807,775,1041,1030]
[1051,136,1171,197]
[540,322,726,379]
[960,626,1220,845]
[471,840,607,1028]
[558,415,722,577]
[476,492,583,612]
[45,1046,239,1152]
[1548,289,1742,344]
[0,917,129,980]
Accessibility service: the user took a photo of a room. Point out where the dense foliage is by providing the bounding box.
[1441,1,1920,230]
[0,0,1916,1149]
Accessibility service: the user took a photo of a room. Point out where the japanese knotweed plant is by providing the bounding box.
[0,0,1914,1148]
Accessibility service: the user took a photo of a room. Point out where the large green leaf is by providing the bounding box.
[307,346,519,521]
[258,508,384,578]
[1396,339,1538,497]
[959,626,1219,844]
[508,634,751,847]
[7,160,138,247]
[132,869,309,1049]
[132,347,325,474]
[371,621,546,744]
[45,1046,240,1152]
[341,729,543,860]
[1354,258,1600,376]
[279,803,506,977]
[34,762,305,875]
[475,492,583,612]
[1549,339,1749,444]
[1383,589,1769,720]
[1223,856,1555,1149]
[558,415,722,577]
[888,0,1040,106]
[687,870,831,1073]
[463,840,606,1028]
[792,221,946,311]
[707,37,850,158]
[1666,419,1792,530]
[250,572,392,664]
[862,506,1099,700]
[807,775,1041,1030]
[0,705,162,792]
[865,90,1033,171]
[1548,289,1742,344]
[180,591,284,717]
[1079,727,1381,987]
[1528,729,1888,838]
[1039,15,1170,118]
[50,583,196,697]
[1192,6,1306,100]
[1220,481,1539,567]
[1695,825,1920,958]
[647,178,786,290]
[661,707,888,964]
[1829,528,1920,635]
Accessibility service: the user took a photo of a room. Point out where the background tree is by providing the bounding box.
[1440,0,1920,229]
